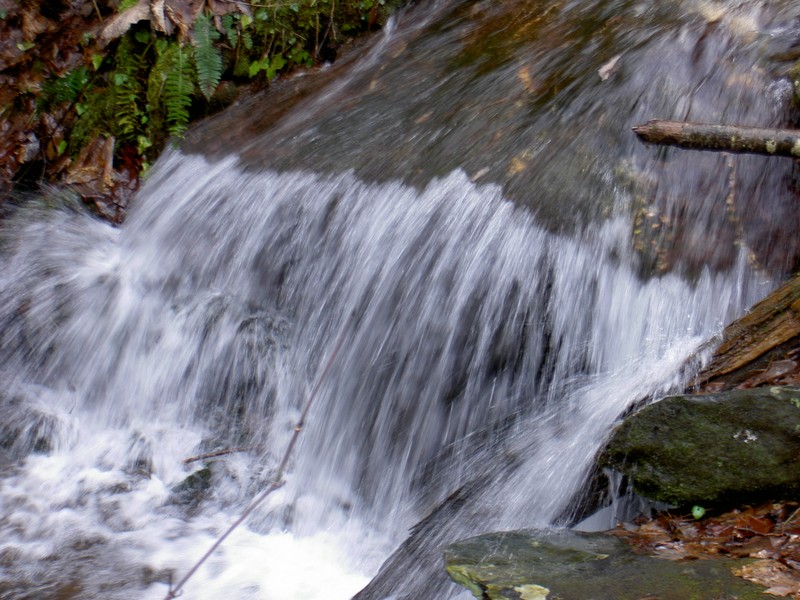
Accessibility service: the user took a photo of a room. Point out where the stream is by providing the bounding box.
[1,0,800,598]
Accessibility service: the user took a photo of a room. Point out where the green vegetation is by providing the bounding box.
[54,1,391,158]
[0,0,401,214]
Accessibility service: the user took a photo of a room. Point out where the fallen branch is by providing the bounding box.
[632,119,800,158]
[163,312,355,600]
[691,273,800,391]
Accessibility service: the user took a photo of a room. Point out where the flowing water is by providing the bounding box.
[1,1,799,599]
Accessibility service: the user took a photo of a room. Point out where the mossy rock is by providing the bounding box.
[445,529,765,600]
[169,466,213,508]
[603,386,800,506]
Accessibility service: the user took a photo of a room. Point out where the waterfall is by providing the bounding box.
[1,0,796,598]
[0,155,767,599]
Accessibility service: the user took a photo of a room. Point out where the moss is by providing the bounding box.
[445,564,485,599]
[169,466,213,508]
[604,387,800,506]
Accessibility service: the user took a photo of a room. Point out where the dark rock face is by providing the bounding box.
[603,386,800,506]
[445,529,764,600]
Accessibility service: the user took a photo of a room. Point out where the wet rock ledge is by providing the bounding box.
[445,530,764,600]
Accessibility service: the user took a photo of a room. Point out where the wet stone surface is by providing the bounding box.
[603,386,800,507]
[445,529,766,600]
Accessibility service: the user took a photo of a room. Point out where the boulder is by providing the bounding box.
[603,386,800,506]
[445,529,764,600]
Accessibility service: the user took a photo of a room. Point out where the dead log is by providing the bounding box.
[632,120,800,158]
[691,273,800,391]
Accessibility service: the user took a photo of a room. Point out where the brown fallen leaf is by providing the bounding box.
[507,157,527,176]
[518,65,538,93]
[99,0,150,44]
[207,0,245,17]
[733,559,800,597]
[65,136,108,185]
[735,514,776,536]
[598,54,621,81]
[164,0,202,39]
[21,6,53,41]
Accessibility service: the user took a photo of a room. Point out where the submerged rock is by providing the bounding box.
[603,386,800,506]
[445,529,764,599]
[169,466,213,509]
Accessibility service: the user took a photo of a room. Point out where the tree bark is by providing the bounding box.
[632,120,800,158]
[691,274,800,391]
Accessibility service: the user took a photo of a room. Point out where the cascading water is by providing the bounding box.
[1,0,799,599]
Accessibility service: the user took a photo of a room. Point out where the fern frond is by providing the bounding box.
[193,13,223,101]
[113,35,145,141]
[39,67,89,111]
[162,42,195,138]
[241,28,253,51]
[221,14,238,48]
[147,39,171,124]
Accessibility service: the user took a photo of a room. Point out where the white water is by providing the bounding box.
[4,0,799,595]
[0,151,769,599]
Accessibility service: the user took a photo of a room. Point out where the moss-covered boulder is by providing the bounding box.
[603,386,800,506]
[445,529,765,600]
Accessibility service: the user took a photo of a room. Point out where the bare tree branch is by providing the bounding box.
[633,119,800,158]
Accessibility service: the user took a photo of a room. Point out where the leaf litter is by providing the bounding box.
[610,501,800,597]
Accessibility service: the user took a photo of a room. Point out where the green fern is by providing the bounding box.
[193,13,223,100]
[221,14,238,48]
[39,67,89,111]
[146,38,170,137]
[162,42,195,138]
[113,35,145,141]
[240,15,254,51]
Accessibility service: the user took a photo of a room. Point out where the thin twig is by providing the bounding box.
[90,0,102,20]
[315,0,335,60]
[163,312,354,600]
[182,446,259,465]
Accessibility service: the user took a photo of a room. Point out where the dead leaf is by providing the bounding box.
[507,150,533,176]
[148,0,169,34]
[653,542,706,561]
[470,167,489,182]
[737,514,776,536]
[164,0,201,39]
[675,522,701,540]
[207,0,243,17]
[598,54,621,81]
[734,559,800,597]
[65,136,112,186]
[518,65,537,93]
[414,111,433,125]
[507,157,527,175]
[21,7,52,41]
[99,0,150,44]
[704,523,736,539]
